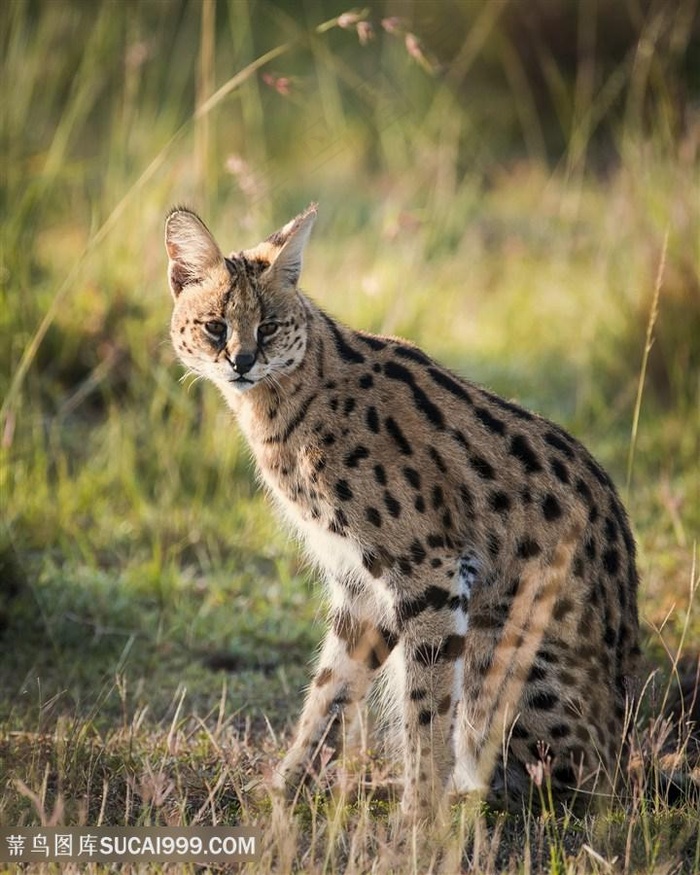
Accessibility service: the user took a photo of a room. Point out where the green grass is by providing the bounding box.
[1,1,699,872]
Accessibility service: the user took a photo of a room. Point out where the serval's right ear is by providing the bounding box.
[165,208,228,298]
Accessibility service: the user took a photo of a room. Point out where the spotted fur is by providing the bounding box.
[165,204,640,817]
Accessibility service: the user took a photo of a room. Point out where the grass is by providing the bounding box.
[1,1,699,871]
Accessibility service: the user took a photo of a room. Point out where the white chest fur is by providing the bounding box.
[266,480,396,620]
[272,484,363,577]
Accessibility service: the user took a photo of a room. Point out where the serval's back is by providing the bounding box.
[165,204,640,817]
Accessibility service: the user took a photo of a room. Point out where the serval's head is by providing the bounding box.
[165,204,316,394]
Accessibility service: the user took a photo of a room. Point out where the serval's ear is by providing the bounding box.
[165,208,228,298]
[245,203,317,289]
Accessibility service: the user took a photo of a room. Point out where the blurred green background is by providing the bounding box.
[1,0,699,806]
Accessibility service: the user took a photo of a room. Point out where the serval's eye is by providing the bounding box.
[203,320,227,342]
[258,321,279,339]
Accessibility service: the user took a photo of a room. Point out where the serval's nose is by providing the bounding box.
[231,351,256,375]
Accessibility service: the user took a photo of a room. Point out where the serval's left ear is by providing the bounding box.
[249,203,317,288]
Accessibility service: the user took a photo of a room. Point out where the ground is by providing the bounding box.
[1,3,699,872]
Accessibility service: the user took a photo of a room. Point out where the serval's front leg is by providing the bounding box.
[396,552,477,821]
[274,593,398,799]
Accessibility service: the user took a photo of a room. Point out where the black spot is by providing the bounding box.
[544,430,576,460]
[510,723,530,740]
[264,392,319,444]
[329,398,339,412]
[414,635,465,666]
[430,558,443,568]
[429,449,447,475]
[575,478,593,505]
[344,445,369,468]
[550,458,570,483]
[397,557,413,576]
[442,635,466,659]
[418,710,434,726]
[480,390,534,421]
[621,516,635,556]
[358,374,374,389]
[542,493,562,521]
[488,532,501,558]
[517,538,541,559]
[329,508,348,535]
[414,495,426,513]
[403,467,421,489]
[604,625,616,647]
[428,367,473,405]
[335,480,353,501]
[366,406,380,433]
[459,483,474,515]
[373,464,387,486]
[470,612,497,632]
[550,724,571,739]
[414,635,464,666]
[414,642,440,666]
[385,417,413,455]
[365,507,382,527]
[343,397,356,416]
[321,312,365,364]
[530,691,557,710]
[509,434,542,474]
[355,332,387,351]
[410,688,428,701]
[603,548,620,575]
[474,406,507,436]
[604,516,618,543]
[528,664,547,682]
[553,598,574,621]
[394,344,432,365]
[410,539,426,565]
[553,765,577,786]
[489,602,511,624]
[397,586,451,624]
[331,608,361,650]
[362,547,394,578]
[384,491,401,518]
[427,534,444,549]
[442,509,453,529]
[367,649,383,671]
[321,432,336,446]
[437,694,452,715]
[451,429,471,453]
[378,627,399,653]
[431,484,444,509]
[585,456,613,488]
[470,455,496,480]
[362,551,382,577]
[585,537,596,560]
[489,490,511,515]
[383,360,446,429]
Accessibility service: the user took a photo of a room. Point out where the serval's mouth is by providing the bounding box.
[228,375,256,391]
